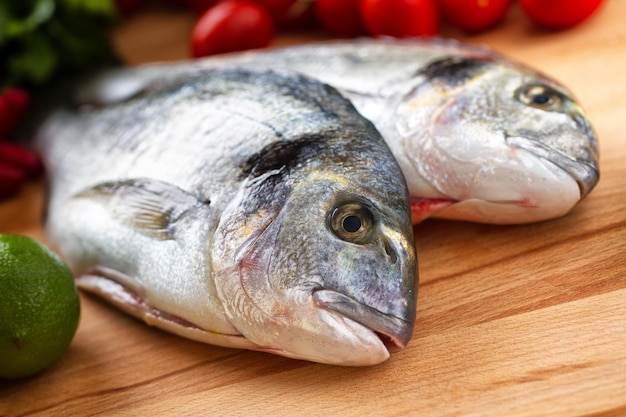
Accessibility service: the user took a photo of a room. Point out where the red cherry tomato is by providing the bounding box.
[315,0,365,37]
[438,0,511,33]
[190,0,275,57]
[360,0,439,38]
[0,161,25,199]
[0,141,43,179]
[0,87,30,138]
[520,0,604,29]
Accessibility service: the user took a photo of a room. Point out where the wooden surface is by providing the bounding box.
[2,2,626,416]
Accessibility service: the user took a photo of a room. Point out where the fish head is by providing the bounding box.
[212,131,417,366]
[397,56,599,223]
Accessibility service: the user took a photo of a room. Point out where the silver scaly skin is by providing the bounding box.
[37,68,417,366]
[83,38,599,224]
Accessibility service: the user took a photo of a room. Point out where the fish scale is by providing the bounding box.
[85,38,599,224]
[36,68,417,366]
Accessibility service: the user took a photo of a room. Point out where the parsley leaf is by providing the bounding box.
[1,0,118,88]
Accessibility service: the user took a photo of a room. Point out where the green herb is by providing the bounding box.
[0,0,119,88]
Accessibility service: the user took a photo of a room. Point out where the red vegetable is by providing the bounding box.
[0,88,30,138]
[438,0,511,33]
[0,141,43,179]
[520,0,604,29]
[315,0,365,37]
[190,0,275,57]
[360,0,439,38]
[0,161,26,199]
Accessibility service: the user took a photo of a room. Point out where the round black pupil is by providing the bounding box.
[342,215,362,233]
[531,93,551,105]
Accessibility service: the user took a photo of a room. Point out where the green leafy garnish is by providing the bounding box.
[0,0,118,88]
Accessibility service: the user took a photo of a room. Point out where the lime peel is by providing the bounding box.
[0,234,80,379]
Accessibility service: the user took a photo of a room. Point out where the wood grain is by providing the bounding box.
[2,2,626,416]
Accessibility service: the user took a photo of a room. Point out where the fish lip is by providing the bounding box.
[312,289,414,352]
[505,134,600,199]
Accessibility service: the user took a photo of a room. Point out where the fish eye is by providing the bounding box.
[517,84,562,110]
[330,202,375,243]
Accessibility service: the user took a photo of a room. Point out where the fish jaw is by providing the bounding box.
[505,132,599,200]
[213,210,416,366]
[419,146,584,224]
[398,108,584,224]
[395,61,599,224]
[312,290,413,352]
[214,254,411,366]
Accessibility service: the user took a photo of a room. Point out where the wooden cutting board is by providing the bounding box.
[2,2,626,416]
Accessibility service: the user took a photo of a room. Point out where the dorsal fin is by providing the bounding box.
[74,68,151,106]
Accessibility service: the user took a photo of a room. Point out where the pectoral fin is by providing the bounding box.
[74,178,207,240]
[75,67,202,106]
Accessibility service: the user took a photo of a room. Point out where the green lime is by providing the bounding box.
[0,234,80,379]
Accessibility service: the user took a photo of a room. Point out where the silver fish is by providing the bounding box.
[37,68,417,366]
[83,38,599,224]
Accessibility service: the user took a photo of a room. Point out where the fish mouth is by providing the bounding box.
[312,289,413,352]
[505,135,600,199]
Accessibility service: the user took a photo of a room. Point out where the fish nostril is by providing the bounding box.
[569,110,595,140]
[382,236,398,264]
